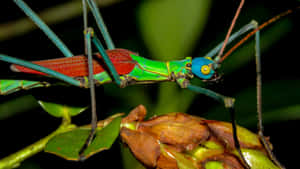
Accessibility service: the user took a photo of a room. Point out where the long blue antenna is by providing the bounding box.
[14,0,74,57]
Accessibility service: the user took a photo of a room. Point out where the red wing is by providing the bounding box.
[11,49,137,77]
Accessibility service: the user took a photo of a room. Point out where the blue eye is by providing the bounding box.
[191,57,215,79]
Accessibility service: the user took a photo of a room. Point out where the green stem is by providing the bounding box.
[0,123,76,169]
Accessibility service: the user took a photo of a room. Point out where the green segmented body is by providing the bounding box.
[0,54,193,95]
[73,54,193,88]
[0,80,50,95]
[119,54,193,87]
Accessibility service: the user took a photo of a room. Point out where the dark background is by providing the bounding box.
[0,0,299,168]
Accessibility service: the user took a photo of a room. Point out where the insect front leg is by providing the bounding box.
[83,0,125,87]
[78,0,123,159]
[186,84,250,168]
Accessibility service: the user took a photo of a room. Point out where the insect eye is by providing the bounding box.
[201,65,211,75]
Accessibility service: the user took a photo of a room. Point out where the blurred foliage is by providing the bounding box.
[0,0,299,169]
[207,80,300,127]
[138,0,211,114]
[0,95,38,120]
[0,0,124,41]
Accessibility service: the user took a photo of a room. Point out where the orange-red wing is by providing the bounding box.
[11,49,137,77]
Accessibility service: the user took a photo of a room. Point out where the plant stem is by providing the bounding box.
[0,123,76,169]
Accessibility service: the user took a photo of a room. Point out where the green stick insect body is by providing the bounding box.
[0,52,193,92]
[0,44,227,105]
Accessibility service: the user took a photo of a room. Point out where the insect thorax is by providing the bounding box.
[77,55,193,88]
[120,55,193,88]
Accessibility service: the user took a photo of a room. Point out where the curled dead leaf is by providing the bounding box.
[120,127,160,168]
[138,113,210,151]
[120,105,279,169]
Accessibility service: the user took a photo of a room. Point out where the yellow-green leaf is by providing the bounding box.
[242,149,280,169]
[38,100,87,118]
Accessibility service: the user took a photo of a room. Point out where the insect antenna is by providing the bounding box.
[212,0,251,168]
[219,6,300,63]
[218,6,300,169]
[214,0,244,64]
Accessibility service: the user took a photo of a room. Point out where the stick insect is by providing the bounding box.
[0,0,298,168]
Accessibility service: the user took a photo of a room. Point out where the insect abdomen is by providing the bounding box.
[11,49,137,77]
[0,80,50,95]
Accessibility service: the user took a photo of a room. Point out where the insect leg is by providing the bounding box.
[83,0,121,86]
[78,28,98,160]
[82,0,89,56]
[0,54,81,87]
[13,0,73,58]
[85,0,115,49]
[253,21,286,169]
[187,84,251,169]
[91,35,121,86]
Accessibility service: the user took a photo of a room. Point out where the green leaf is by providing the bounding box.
[242,149,280,169]
[82,116,122,158]
[45,116,122,160]
[200,149,280,169]
[205,161,224,169]
[38,100,87,118]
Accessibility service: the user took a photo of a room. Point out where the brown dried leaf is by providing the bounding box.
[122,105,147,124]
[120,127,160,168]
[205,120,262,149]
[156,153,179,169]
[139,113,210,151]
